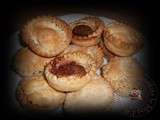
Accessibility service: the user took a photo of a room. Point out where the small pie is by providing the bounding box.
[103,23,143,56]
[64,76,114,114]
[45,52,96,92]
[21,16,72,57]
[102,57,144,99]
[70,16,105,47]
[13,47,52,77]
[16,76,66,111]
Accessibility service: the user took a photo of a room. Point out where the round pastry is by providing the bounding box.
[64,76,114,114]
[70,16,105,47]
[22,16,72,57]
[13,47,52,77]
[16,76,65,111]
[45,52,96,92]
[102,57,145,98]
[62,44,104,68]
[103,23,143,56]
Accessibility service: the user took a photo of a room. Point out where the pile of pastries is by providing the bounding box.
[12,15,145,114]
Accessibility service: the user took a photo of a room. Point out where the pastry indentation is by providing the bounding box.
[72,25,94,37]
[70,16,105,46]
[50,57,86,77]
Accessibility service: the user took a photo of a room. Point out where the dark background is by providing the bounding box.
[2,0,160,119]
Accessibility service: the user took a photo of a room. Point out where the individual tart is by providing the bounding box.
[70,16,105,47]
[13,47,52,77]
[21,16,72,57]
[62,44,104,68]
[45,52,96,92]
[16,75,65,111]
[102,57,145,99]
[64,76,114,114]
[103,23,143,56]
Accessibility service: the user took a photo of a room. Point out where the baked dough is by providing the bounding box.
[64,76,114,114]
[16,76,65,111]
[45,52,96,92]
[62,44,104,68]
[13,47,52,77]
[103,23,143,56]
[102,57,144,98]
[22,16,72,57]
[70,16,104,46]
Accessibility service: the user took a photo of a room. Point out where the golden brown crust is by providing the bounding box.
[71,37,102,47]
[85,45,104,68]
[16,76,66,111]
[13,47,52,77]
[64,76,114,114]
[70,16,105,46]
[45,52,96,92]
[21,16,72,57]
[62,44,104,68]
[103,23,143,56]
[102,57,144,97]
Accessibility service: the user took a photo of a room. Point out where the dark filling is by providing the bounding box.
[72,25,94,36]
[50,57,86,77]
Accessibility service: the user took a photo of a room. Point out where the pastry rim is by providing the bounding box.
[22,16,72,57]
[103,23,143,56]
[16,76,66,111]
[45,52,96,92]
[70,16,104,46]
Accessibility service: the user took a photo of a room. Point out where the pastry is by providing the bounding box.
[70,16,104,46]
[64,76,114,114]
[102,57,144,99]
[16,76,65,111]
[103,23,143,56]
[22,16,72,57]
[13,47,52,77]
[62,44,104,68]
[85,45,104,68]
[45,52,96,92]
